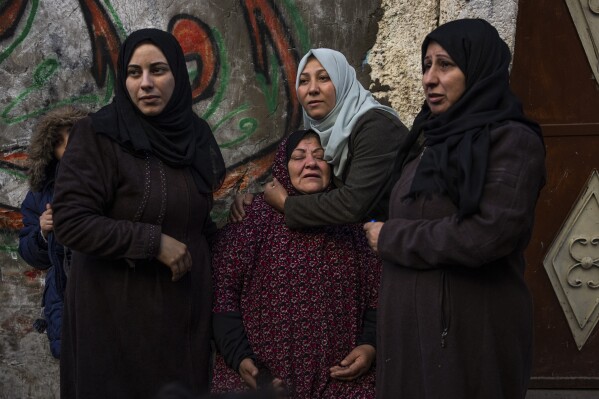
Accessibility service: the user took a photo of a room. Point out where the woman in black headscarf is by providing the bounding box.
[364,19,546,398]
[53,29,225,399]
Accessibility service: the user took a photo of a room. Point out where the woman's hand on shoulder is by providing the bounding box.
[229,193,255,223]
[330,344,376,381]
[363,221,384,253]
[263,178,287,213]
[157,233,191,282]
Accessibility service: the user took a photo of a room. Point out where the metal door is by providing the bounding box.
[512,0,599,389]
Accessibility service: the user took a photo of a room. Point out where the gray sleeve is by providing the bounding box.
[285,110,408,228]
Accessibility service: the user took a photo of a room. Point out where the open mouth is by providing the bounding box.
[302,173,321,179]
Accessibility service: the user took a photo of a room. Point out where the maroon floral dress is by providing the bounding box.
[211,137,380,399]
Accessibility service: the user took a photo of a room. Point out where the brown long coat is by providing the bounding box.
[53,117,214,398]
[376,122,545,399]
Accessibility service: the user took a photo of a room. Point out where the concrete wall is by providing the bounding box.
[369,0,518,126]
[0,1,518,397]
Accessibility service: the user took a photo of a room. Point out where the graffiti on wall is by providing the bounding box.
[0,0,311,244]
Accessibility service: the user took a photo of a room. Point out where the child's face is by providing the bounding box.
[54,127,70,160]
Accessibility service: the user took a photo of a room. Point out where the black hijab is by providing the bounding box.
[90,28,225,193]
[284,129,317,162]
[399,18,542,219]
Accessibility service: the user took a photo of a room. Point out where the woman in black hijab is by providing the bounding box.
[53,29,225,399]
[364,19,546,398]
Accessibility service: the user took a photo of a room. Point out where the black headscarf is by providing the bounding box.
[90,28,225,193]
[399,18,543,219]
[284,129,316,162]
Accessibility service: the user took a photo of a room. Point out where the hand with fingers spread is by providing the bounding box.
[157,234,192,282]
[330,344,375,381]
[229,193,255,223]
[39,203,54,239]
[263,178,287,213]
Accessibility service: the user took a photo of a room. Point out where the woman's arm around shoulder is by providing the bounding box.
[285,109,409,227]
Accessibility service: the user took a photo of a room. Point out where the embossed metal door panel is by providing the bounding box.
[511,0,599,389]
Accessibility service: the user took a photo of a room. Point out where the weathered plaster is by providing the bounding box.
[0,1,381,396]
[369,0,519,127]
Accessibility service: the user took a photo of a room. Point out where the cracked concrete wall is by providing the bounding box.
[0,1,381,397]
[370,0,518,126]
[0,1,518,397]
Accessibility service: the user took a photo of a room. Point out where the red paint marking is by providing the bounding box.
[79,0,120,87]
[24,269,43,280]
[170,16,218,101]
[0,0,27,38]
[214,151,276,199]
[0,208,23,230]
[0,149,28,169]
[1,152,28,161]
[242,0,301,131]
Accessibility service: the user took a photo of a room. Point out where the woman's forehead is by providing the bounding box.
[301,57,326,74]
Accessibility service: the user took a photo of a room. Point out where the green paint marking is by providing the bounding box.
[1,56,118,125]
[218,117,258,149]
[213,104,249,133]
[0,0,118,126]
[1,58,103,125]
[32,58,59,87]
[0,244,19,253]
[101,68,115,105]
[2,94,100,125]
[188,66,198,86]
[1,59,60,122]
[0,0,39,64]
[201,28,228,121]
[256,52,281,114]
[203,30,263,149]
[103,0,127,40]
[0,167,27,180]
[282,0,311,54]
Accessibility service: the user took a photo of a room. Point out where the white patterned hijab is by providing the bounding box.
[296,48,399,178]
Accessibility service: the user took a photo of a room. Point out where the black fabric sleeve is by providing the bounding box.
[213,311,255,372]
[357,308,377,348]
[53,118,161,260]
[203,215,218,246]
